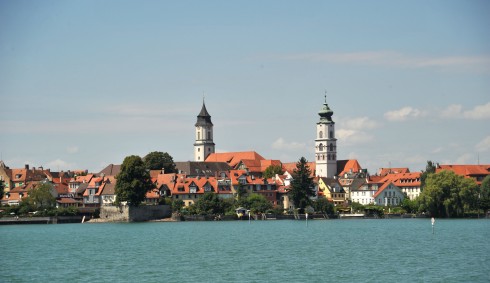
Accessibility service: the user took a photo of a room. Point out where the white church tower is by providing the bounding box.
[194,100,215,161]
[315,95,337,178]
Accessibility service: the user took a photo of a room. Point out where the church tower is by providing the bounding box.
[315,95,337,178]
[194,100,215,161]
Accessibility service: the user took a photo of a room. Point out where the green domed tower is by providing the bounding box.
[315,95,337,178]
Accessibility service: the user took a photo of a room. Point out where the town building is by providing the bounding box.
[373,182,405,206]
[436,164,490,186]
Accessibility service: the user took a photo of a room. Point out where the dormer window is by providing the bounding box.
[204,184,213,192]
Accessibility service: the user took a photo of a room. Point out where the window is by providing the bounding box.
[208,131,211,139]
[329,131,333,138]
[329,143,334,151]
[319,131,323,138]
[319,143,324,151]
[198,132,200,140]
[198,148,200,152]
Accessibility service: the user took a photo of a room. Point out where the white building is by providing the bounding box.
[373,182,405,206]
[351,188,376,205]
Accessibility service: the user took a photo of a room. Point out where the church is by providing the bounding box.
[191,96,360,179]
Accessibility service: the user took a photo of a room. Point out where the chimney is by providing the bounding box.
[162,168,165,174]
[25,164,29,170]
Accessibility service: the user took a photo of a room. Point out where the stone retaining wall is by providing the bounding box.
[99,205,171,222]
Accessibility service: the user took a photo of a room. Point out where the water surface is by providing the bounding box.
[1,219,488,282]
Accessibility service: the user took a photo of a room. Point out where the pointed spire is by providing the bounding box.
[196,99,213,126]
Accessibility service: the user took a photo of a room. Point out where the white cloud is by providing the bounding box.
[455,153,474,164]
[431,147,444,154]
[439,104,463,119]
[336,129,374,145]
[271,138,307,151]
[384,106,424,122]
[281,51,490,72]
[463,102,490,120]
[476,136,490,152]
[46,159,76,171]
[343,117,379,130]
[440,103,490,120]
[66,146,79,154]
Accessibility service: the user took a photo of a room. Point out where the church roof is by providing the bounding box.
[195,102,213,127]
[318,96,334,124]
[174,161,231,176]
[205,151,265,168]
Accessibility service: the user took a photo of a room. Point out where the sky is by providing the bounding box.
[1,0,489,174]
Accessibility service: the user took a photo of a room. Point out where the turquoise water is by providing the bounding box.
[1,219,489,282]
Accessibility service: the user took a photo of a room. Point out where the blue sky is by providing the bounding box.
[1,0,489,174]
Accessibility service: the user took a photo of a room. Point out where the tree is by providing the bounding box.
[143,151,176,173]
[115,155,155,206]
[263,164,284,179]
[0,180,4,199]
[418,170,478,217]
[313,197,334,214]
[401,198,418,214]
[26,183,56,209]
[247,194,272,214]
[172,199,184,212]
[192,192,225,215]
[289,157,315,213]
[421,160,438,189]
[480,175,490,213]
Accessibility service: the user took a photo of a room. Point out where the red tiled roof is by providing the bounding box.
[381,172,421,187]
[337,159,363,176]
[205,151,265,168]
[373,181,393,198]
[437,165,490,176]
[57,198,81,204]
[378,167,410,176]
[282,162,316,177]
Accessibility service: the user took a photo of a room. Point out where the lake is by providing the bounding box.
[1,219,489,282]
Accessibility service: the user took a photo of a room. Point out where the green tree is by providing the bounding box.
[115,155,155,206]
[419,170,478,217]
[289,157,315,213]
[263,164,284,179]
[172,199,184,212]
[26,183,56,209]
[0,180,4,199]
[480,175,490,212]
[143,151,176,173]
[421,160,438,189]
[313,197,334,214]
[247,194,272,214]
[401,198,418,214]
[193,192,225,215]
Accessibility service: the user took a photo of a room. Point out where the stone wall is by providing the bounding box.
[99,205,171,222]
